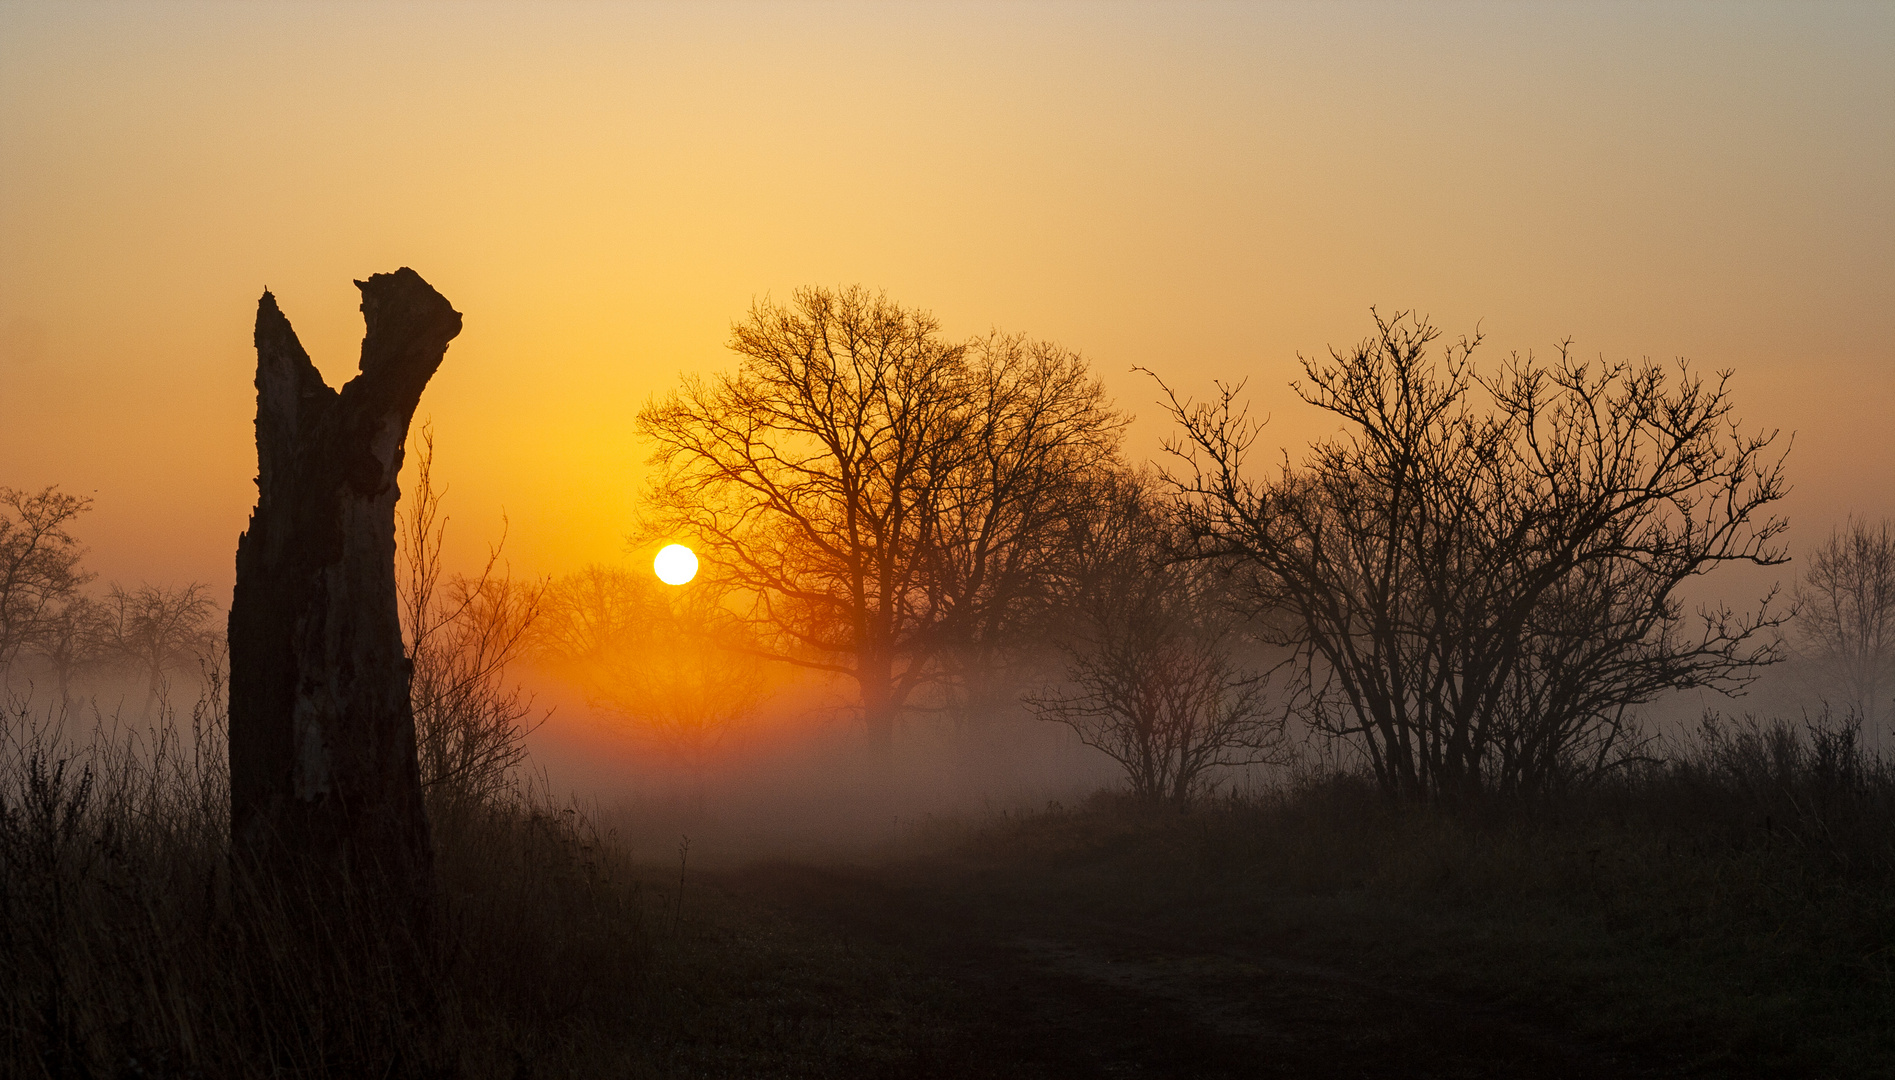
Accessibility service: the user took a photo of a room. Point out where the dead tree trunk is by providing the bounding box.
[228,268,461,935]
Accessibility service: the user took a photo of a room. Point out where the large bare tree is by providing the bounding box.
[931,332,1128,720]
[1161,311,1790,799]
[228,268,459,932]
[638,286,1122,751]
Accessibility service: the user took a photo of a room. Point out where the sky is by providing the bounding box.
[2,1,1890,598]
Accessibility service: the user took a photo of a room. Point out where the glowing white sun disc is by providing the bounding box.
[653,544,699,586]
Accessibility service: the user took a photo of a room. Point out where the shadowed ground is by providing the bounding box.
[721,860,1678,1080]
[648,777,1893,1080]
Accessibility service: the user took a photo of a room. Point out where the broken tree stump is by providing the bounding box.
[228,268,460,932]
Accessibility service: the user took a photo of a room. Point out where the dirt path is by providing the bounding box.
[725,862,1686,1080]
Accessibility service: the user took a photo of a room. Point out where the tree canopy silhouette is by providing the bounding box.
[1795,517,1895,730]
[0,485,93,675]
[1161,311,1790,799]
[637,286,1124,750]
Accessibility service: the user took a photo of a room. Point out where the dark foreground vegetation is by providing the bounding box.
[1,687,647,1077]
[0,683,953,1078]
[4,691,1890,1078]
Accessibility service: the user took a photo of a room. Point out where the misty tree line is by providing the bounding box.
[5,288,1893,806]
[0,487,219,709]
[632,287,1895,803]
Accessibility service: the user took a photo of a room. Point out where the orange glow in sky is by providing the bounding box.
[1,2,1889,594]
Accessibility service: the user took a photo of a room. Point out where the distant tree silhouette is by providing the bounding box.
[534,564,661,674]
[1795,518,1895,731]
[1029,470,1284,804]
[638,286,1123,753]
[97,581,217,713]
[1160,311,1790,799]
[0,485,93,675]
[537,563,773,775]
[31,594,106,702]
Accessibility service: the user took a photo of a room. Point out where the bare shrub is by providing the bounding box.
[1160,312,1789,799]
[1029,471,1285,804]
[28,595,106,703]
[398,426,546,809]
[1671,708,1895,880]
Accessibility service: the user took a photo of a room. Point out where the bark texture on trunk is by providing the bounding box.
[228,268,460,928]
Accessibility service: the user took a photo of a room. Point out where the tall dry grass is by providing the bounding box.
[0,672,663,1079]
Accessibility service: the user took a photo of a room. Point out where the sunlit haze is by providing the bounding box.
[3,2,1887,595]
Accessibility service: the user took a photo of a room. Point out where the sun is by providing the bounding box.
[653,543,698,586]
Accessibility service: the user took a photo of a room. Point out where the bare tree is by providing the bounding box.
[97,582,218,713]
[932,332,1126,724]
[638,286,1123,752]
[1794,518,1895,732]
[1160,311,1790,799]
[0,486,93,674]
[1029,470,1284,804]
[397,425,545,808]
[31,596,106,703]
[534,563,663,672]
[537,564,773,773]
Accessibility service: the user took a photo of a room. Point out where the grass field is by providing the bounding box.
[699,715,1893,1078]
[4,695,1890,1078]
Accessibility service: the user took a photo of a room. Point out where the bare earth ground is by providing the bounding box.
[706,861,1689,1080]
